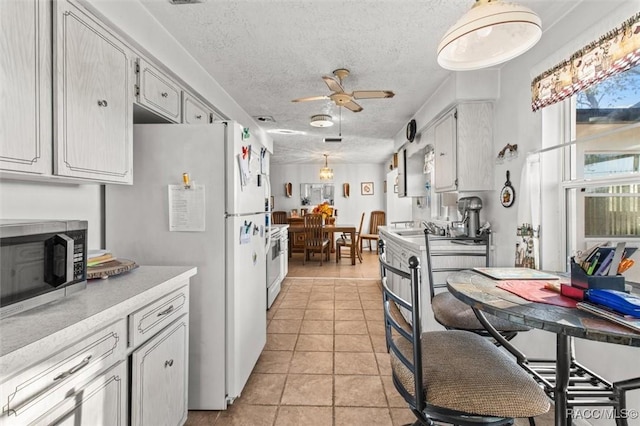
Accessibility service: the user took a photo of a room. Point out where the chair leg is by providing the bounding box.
[336,245,340,263]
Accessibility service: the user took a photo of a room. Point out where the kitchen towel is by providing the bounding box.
[515,154,541,269]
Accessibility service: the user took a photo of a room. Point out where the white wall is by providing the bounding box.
[0,179,103,248]
[270,163,386,228]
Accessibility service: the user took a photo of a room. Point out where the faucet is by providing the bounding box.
[422,221,445,236]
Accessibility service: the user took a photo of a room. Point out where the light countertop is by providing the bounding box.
[0,265,197,378]
[379,226,490,252]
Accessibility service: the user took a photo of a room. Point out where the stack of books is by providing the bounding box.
[87,249,116,268]
[577,289,640,332]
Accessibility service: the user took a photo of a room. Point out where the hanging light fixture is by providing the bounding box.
[437,0,542,71]
[310,114,334,127]
[319,154,333,180]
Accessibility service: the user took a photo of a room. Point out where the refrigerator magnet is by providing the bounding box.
[500,171,515,208]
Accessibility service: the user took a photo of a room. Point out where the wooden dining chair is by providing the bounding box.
[303,213,330,266]
[271,211,287,224]
[360,210,385,254]
[336,212,365,263]
[378,241,550,426]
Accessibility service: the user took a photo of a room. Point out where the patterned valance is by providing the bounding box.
[531,13,640,112]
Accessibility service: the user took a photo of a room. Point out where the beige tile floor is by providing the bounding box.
[186,250,554,426]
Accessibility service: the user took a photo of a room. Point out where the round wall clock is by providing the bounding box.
[406,119,417,142]
[500,170,515,208]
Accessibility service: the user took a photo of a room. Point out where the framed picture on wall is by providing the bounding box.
[361,182,374,195]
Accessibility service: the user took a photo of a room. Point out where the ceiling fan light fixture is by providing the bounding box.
[319,154,334,180]
[310,114,334,128]
[437,0,542,71]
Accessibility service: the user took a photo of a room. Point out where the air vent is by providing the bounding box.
[323,138,342,143]
[253,115,276,123]
[170,0,205,4]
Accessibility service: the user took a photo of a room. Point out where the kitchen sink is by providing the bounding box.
[392,229,425,237]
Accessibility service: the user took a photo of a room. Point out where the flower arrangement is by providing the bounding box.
[312,201,334,218]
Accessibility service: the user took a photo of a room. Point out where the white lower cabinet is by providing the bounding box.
[131,315,189,426]
[0,320,127,426]
[31,361,127,426]
[0,275,192,426]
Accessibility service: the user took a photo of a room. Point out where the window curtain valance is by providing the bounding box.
[531,13,640,112]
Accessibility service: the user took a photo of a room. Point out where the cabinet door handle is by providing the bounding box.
[161,92,168,98]
[53,355,92,381]
[195,114,202,119]
[165,359,174,368]
[157,305,175,317]
[439,152,446,156]
[97,100,108,107]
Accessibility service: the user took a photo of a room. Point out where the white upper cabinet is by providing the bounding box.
[0,0,52,175]
[434,109,457,192]
[136,58,182,123]
[433,102,494,193]
[182,91,213,124]
[53,0,133,184]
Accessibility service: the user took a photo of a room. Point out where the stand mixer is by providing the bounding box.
[457,196,483,237]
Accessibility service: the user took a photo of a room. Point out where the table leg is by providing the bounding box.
[350,230,355,265]
[555,334,571,426]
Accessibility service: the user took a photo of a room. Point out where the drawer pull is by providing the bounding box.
[97,99,108,107]
[439,152,446,156]
[157,305,175,317]
[165,359,174,368]
[195,114,202,119]
[161,92,168,98]
[53,355,92,381]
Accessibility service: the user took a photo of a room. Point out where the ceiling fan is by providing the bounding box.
[292,69,394,112]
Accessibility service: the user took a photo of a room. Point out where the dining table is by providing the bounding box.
[446,270,640,426]
[287,223,357,265]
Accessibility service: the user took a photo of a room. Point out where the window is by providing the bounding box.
[559,64,640,278]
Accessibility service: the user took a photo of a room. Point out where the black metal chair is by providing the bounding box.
[424,231,530,341]
[378,241,549,426]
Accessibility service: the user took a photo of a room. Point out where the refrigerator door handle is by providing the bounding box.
[264,175,272,252]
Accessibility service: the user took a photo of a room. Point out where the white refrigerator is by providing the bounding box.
[105,122,271,410]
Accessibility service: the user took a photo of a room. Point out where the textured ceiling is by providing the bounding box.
[140,0,581,165]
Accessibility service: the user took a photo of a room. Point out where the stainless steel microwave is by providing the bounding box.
[0,220,88,319]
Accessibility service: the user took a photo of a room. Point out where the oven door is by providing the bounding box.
[266,236,282,309]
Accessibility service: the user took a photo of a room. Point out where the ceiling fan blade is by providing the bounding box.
[342,100,363,113]
[352,90,395,100]
[322,76,344,93]
[292,95,329,103]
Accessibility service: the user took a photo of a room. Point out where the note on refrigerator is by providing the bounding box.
[237,154,250,188]
[168,184,206,231]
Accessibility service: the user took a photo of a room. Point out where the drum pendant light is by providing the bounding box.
[437,0,542,71]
